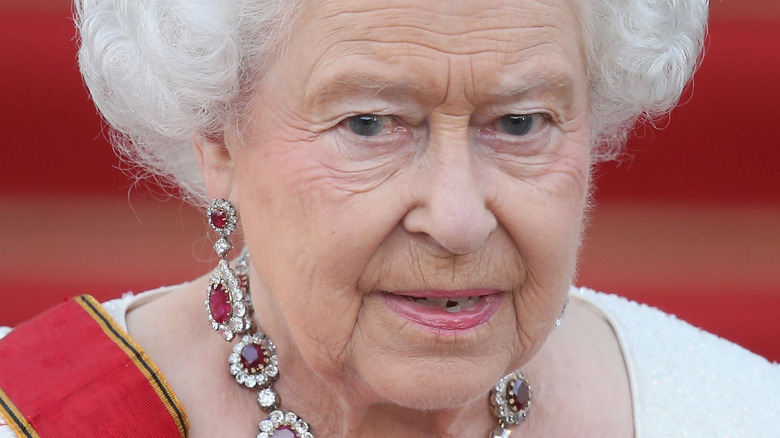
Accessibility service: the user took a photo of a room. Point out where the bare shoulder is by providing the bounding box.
[525,299,635,437]
[125,278,210,346]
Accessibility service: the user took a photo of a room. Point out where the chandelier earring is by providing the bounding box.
[205,198,251,341]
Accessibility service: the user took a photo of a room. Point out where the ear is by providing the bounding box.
[193,134,236,201]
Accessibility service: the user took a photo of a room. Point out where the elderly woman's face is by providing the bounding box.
[224,0,590,409]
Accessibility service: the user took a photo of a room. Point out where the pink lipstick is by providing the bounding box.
[381,289,504,332]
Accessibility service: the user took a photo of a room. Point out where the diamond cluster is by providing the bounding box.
[257,411,313,438]
[207,198,237,237]
[230,333,279,389]
[205,259,251,341]
[489,370,531,428]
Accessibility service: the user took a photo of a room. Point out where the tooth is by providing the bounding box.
[408,296,482,311]
[419,298,435,307]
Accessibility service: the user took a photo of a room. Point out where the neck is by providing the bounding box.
[274,366,497,437]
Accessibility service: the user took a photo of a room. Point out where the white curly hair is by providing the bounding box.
[74,0,708,205]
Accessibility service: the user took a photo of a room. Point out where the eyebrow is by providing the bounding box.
[304,73,430,107]
[479,71,578,106]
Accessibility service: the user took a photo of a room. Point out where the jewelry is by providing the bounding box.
[555,297,570,327]
[205,198,251,341]
[225,253,314,438]
[489,371,532,437]
[210,247,532,437]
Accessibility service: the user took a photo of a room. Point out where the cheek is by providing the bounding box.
[495,141,590,353]
[234,137,412,365]
[238,144,405,278]
[496,140,590,257]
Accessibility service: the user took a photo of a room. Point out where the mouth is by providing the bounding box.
[401,295,484,313]
[381,289,504,332]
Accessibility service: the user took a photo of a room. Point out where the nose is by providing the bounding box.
[402,128,497,255]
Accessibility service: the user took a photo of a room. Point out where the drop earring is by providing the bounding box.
[205,198,251,341]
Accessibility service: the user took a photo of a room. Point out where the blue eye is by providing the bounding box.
[498,114,540,136]
[348,114,385,136]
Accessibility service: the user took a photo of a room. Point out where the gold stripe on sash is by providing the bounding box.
[0,386,42,438]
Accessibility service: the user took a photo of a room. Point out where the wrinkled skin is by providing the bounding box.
[199,0,594,435]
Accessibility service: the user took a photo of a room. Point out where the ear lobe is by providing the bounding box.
[193,135,236,201]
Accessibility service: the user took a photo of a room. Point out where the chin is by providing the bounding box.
[361,355,509,411]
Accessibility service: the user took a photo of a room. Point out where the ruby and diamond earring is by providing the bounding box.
[205,198,251,341]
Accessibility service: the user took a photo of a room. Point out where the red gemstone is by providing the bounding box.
[208,283,231,324]
[510,377,530,411]
[210,208,227,229]
[271,426,297,438]
[240,343,266,371]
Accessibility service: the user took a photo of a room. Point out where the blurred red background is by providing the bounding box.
[1,1,779,361]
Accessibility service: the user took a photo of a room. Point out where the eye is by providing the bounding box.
[497,114,545,136]
[348,114,392,137]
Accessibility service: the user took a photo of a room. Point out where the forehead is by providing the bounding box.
[277,0,586,108]
[302,0,582,44]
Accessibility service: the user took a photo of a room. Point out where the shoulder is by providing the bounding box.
[572,286,780,437]
[101,285,181,330]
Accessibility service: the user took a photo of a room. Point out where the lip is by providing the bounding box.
[381,290,504,332]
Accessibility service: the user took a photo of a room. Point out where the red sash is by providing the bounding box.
[0,295,189,437]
